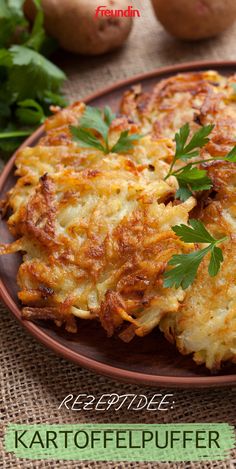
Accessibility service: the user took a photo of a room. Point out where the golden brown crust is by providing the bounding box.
[2,70,236,371]
[1,96,193,335]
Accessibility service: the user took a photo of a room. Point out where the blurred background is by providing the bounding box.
[1,0,236,164]
[58,0,236,102]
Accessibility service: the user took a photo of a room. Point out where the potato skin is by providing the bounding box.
[151,0,236,40]
[24,0,133,55]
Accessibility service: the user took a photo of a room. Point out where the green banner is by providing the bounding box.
[4,423,235,461]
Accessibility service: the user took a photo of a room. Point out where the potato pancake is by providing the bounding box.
[160,161,236,370]
[1,70,236,370]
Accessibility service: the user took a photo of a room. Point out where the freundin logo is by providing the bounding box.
[95,5,141,18]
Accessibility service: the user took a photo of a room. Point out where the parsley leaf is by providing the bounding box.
[0,44,66,156]
[163,219,228,289]
[40,90,67,108]
[70,126,106,153]
[111,130,142,154]
[0,1,66,159]
[182,123,214,155]
[168,123,214,173]
[24,2,46,53]
[175,166,212,201]
[175,123,190,159]
[164,123,214,199]
[225,145,236,162]
[208,246,224,277]
[15,99,45,125]
[8,45,65,95]
[79,105,109,143]
[175,185,193,202]
[163,123,236,201]
[0,0,27,48]
[104,106,116,127]
[71,105,143,155]
[172,219,216,244]
[164,247,210,290]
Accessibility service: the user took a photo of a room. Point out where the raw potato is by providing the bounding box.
[151,0,236,40]
[24,0,133,55]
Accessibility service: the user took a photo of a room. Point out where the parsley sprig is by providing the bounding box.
[164,220,228,289]
[164,123,236,201]
[0,0,66,159]
[70,105,143,154]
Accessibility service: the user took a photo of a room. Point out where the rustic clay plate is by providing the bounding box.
[1,60,236,388]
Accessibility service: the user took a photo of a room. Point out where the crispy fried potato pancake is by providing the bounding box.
[160,242,236,371]
[121,71,236,141]
[1,70,236,371]
[1,100,195,335]
[160,162,236,370]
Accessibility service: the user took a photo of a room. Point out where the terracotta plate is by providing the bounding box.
[1,61,236,388]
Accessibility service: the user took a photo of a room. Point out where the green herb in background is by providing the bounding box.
[0,0,66,159]
[164,219,228,290]
[70,105,143,155]
[164,123,236,201]
[0,0,27,47]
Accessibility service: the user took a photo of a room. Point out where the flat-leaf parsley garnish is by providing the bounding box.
[164,123,236,201]
[70,105,142,154]
[164,219,228,290]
